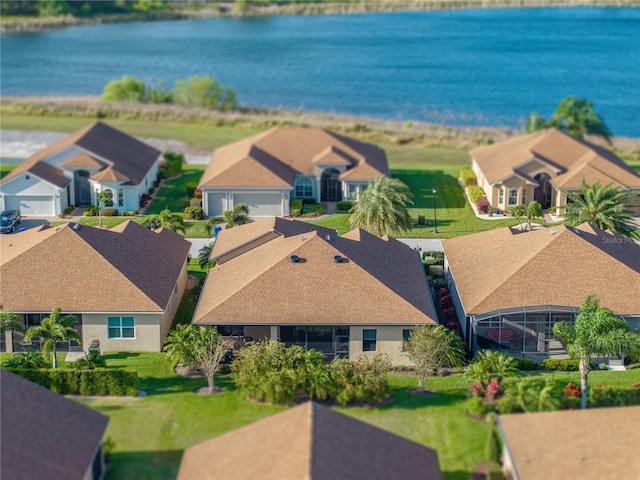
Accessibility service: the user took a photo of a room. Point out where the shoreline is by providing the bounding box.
[1,0,638,34]
[2,96,639,151]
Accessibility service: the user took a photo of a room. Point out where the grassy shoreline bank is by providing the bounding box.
[2,0,638,34]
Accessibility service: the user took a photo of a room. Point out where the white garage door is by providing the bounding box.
[4,195,55,216]
[207,193,226,217]
[234,193,282,217]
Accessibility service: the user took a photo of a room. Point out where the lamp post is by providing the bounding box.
[432,187,438,233]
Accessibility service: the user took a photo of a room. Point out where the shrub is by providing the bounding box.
[497,394,522,414]
[183,206,205,220]
[302,203,327,216]
[186,181,199,198]
[466,395,494,416]
[122,210,139,216]
[548,205,556,214]
[543,359,587,371]
[486,462,503,480]
[83,205,98,216]
[476,197,490,214]
[161,151,184,178]
[336,201,354,212]
[6,368,138,396]
[422,251,444,262]
[589,384,640,408]
[328,354,392,406]
[516,358,539,370]
[290,199,303,216]
[75,350,107,370]
[417,214,426,226]
[302,198,317,206]
[2,350,48,369]
[101,207,118,216]
[428,265,444,278]
[459,167,477,187]
[149,187,155,196]
[190,197,202,208]
[468,186,486,203]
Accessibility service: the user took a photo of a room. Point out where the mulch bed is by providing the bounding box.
[175,364,204,378]
[193,385,225,395]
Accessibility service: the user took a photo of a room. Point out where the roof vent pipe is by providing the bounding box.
[290,255,299,263]
[334,255,342,263]
[325,234,332,242]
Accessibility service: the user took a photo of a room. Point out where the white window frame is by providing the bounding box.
[508,189,518,206]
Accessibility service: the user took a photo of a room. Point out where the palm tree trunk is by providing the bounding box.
[52,346,58,369]
[5,330,13,354]
[580,357,589,409]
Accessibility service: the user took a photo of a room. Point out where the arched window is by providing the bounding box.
[294,176,314,198]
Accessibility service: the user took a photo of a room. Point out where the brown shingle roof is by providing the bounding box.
[178,401,442,480]
[90,165,129,183]
[199,126,389,188]
[442,223,640,315]
[498,406,640,480]
[1,369,109,480]
[29,161,71,188]
[0,221,190,313]
[471,128,640,188]
[194,219,436,325]
[60,153,105,169]
[0,122,160,187]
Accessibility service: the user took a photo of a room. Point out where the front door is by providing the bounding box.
[533,173,553,209]
[74,170,91,206]
[321,168,342,202]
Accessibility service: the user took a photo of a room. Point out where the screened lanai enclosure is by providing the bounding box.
[469,305,580,363]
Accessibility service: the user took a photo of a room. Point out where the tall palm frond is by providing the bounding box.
[349,176,414,237]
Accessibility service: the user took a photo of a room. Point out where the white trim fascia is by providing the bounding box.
[0,171,69,191]
[201,186,292,191]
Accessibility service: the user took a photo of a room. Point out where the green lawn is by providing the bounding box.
[147,165,206,214]
[0,162,17,179]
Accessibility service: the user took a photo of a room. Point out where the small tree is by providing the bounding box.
[553,295,640,409]
[192,327,233,393]
[97,190,114,228]
[145,208,185,233]
[23,307,81,369]
[404,325,466,391]
[223,204,251,229]
[163,324,198,368]
[0,305,24,354]
[102,75,147,102]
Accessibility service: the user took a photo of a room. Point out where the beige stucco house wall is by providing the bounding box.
[349,325,414,366]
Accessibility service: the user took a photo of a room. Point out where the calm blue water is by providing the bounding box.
[2,8,639,136]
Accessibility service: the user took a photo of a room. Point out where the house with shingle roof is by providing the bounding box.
[0,122,161,216]
[1,368,110,480]
[470,128,640,214]
[0,221,190,352]
[442,223,640,360]
[193,217,436,365]
[178,401,442,480]
[199,126,390,218]
[498,406,640,480]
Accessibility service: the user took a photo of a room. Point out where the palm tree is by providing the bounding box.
[97,190,113,228]
[0,305,24,354]
[553,295,640,409]
[511,201,543,231]
[146,208,185,234]
[563,181,638,237]
[164,324,198,368]
[550,97,612,144]
[349,176,414,237]
[198,242,215,270]
[223,204,251,229]
[23,307,81,368]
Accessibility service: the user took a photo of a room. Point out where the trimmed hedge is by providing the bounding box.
[101,207,119,217]
[7,368,138,396]
[516,358,540,370]
[542,358,590,371]
[290,199,303,217]
[302,203,327,216]
[589,385,640,408]
[336,201,354,212]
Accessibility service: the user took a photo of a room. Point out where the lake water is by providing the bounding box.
[1,7,639,136]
